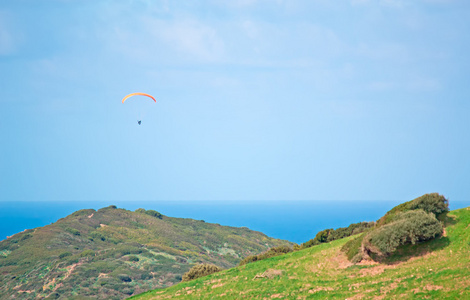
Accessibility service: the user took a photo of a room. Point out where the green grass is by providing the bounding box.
[131,207,470,300]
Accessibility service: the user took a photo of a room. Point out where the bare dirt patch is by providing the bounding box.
[308,286,334,293]
[331,250,353,269]
[357,257,380,266]
[211,283,225,289]
[411,284,443,294]
[17,290,34,294]
[359,265,386,277]
[424,284,443,291]
[347,292,367,300]
[253,269,283,280]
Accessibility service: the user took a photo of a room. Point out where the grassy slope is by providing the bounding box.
[0,206,292,299]
[132,207,470,299]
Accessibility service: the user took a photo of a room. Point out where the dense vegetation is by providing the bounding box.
[365,210,443,257]
[298,221,375,250]
[238,246,292,266]
[343,193,449,262]
[376,193,449,226]
[131,203,469,300]
[182,264,222,282]
[0,206,292,299]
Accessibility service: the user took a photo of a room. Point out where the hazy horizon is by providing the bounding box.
[2,199,468,244]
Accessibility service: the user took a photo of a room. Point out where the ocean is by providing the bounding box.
[1,200,468,244]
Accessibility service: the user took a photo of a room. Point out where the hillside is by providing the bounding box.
[0,206,292,299]
[131,207,470,299]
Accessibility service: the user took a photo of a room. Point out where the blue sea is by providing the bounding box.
[1,200,468,244]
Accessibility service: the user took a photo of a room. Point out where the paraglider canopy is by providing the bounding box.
[121,93,156,103]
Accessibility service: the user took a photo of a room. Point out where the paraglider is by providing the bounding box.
[122,93,156,125]
[121,92,156,103]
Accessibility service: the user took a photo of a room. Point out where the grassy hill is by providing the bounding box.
[131,206,470,299]
[0,206,292,299]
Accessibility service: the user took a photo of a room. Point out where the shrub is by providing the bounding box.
[182,264,222,282]
[66,227,81,236]
[71,209,95,217]
[267,245,292,255]
[107,237,120,244]
[80,249,95,257]
[128,255,139,262]
[341,234,366,262]
[117,274,132,282]
[45,292,60,299]
[141,272,153,280]
[136,208,163,219]
[20,233,32,241]
[88,261,115,273]
[144,209,163,219]
[365,209,443,257]
[377,193,449,226]
[65,227,80,235]
[112,245,143,257]
[122,288,134,295]
[301,221,375,249]
[407,193,449,217]
[239,246,292,266]
[146,209,162,219]
[59,252,72,259]
[66,256,79,265]
[88,231,106,241]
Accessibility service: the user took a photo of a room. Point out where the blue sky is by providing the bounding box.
[1,0,469,202]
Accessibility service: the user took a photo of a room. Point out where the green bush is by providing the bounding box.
[79,266,100,278]
[365,209,443,257]
[377,193,449,226]
[135,208,163,219]
[117,274,132,282]
[66,256,80,265]
[122,288,134,295]
[341,234,366,262]
[20,233,32,241]
[45,292,60,299]
[88,261,115,273]
[239,246,292,266]
[66,228,81,236]
[59,252,72,259]
[141,272,153,280]
[408,193,449,217]
[111,245,143,257]
[80,249,95,257]
[128,255,139,262]
[88,231,106,241]
[182,264,222,282]
[301,221,375,249]
[71,209,95,217]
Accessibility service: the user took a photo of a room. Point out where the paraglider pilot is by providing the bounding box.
[138,120,142,125]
